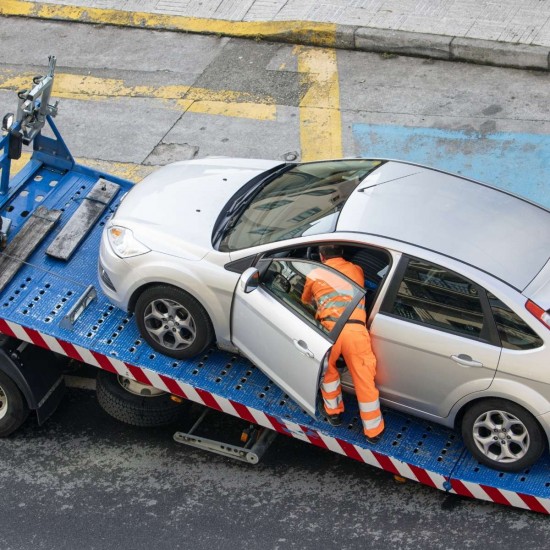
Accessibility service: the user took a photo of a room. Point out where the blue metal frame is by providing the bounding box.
[0,114,128,212]
[0,114,75,210]
[0,124,15,198]
[31,114,74,171]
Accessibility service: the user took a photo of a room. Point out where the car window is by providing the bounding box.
[487,292,544,350]
[255,243,392,316]
[219,160,382,251]
[261,259,364,337]
[384,258,487,340]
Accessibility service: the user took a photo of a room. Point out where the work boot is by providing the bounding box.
[326,412,343,427]
[317,399,343,426]
[366,431,384,445]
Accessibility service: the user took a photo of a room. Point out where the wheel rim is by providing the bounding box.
[0,384,8,420]
[142,298,197,351]
[472,409,530,464]
[117,376,166,397]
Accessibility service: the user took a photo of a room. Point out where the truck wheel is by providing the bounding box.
[96,370,186,427]
[135,285,214,359]
[0,370,29,436]
[461,399,545,472]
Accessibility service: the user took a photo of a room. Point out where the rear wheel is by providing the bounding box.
[461,399,545,472]
[135,285,214,359]
[0,370,29,436]
[96,370,186,427]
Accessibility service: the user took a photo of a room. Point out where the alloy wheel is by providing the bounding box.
[472,409,529,464]
[143,298,196,351]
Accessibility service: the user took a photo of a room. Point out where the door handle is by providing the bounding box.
[293,339,314,358]
[451,354,484,368]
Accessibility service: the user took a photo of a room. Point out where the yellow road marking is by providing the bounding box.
[0,73,272,103]
[1,4,343,166]
[296,47,343,161]
[0,73,191,100]
[3,49,341,174]
[0,72,277,121]
[0,0,337,48]
[186,101,276,120]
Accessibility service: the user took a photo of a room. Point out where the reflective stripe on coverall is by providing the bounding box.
[302,257,384,438]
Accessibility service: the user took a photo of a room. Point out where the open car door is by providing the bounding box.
[231,258,365,417]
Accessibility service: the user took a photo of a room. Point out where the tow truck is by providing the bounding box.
[0,58,549,514]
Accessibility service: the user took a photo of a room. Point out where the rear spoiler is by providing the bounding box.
[524,258,550,311]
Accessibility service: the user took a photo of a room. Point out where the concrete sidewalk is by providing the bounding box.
[2,0,550,70]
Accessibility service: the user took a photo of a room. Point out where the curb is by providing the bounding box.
[1,0,549,71]
[355,28,550,70]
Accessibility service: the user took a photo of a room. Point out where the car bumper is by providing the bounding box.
[98,229,138,311]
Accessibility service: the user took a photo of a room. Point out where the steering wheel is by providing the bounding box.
[306,246,320,262]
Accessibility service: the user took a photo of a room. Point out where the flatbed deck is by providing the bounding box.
[0,155,548,514]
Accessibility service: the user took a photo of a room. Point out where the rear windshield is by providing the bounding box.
[219,160,381,251]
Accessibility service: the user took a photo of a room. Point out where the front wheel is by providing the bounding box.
[0,370,29,436]
[461,399,546,472]
[135,285,214,359]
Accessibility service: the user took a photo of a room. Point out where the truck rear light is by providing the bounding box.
[526,300,550,330]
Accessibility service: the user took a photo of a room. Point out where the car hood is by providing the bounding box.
[111,158,281,260]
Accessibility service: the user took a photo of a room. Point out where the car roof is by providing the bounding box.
[337,161,550,291]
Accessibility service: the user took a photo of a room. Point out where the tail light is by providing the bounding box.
[526,300,550,330]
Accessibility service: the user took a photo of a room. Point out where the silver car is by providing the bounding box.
[98,158,550,471]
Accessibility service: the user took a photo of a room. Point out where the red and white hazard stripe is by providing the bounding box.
[0,318,548,515]
[450,479,550,514]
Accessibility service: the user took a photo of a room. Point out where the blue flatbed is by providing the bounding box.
[0,89,548,515]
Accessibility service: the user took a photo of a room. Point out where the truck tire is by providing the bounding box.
[96,370,186,427]
[0,370,29,436]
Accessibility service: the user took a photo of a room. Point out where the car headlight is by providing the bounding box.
[107,226,150,258]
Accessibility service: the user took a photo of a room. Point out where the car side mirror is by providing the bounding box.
[240,267,260,294]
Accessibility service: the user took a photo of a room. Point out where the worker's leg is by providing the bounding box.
[320,338,344,415]
[341,329,384,438]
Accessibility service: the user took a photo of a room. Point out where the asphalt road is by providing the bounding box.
[0,15,550,549]
[2,385,550,550]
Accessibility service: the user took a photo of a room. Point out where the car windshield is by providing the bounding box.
[218,159,382,251]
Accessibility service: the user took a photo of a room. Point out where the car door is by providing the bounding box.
[370,256,501,418]
[231,258,365,417]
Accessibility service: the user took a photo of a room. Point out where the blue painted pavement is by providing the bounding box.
[353,124,550,209]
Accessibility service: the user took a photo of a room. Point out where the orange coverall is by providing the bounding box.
[302,257,384,438]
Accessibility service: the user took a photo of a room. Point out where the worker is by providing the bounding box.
[301,244,384,444]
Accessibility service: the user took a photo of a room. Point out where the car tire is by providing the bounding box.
[0,370,30,437]
[461,398,546,472]
[96,370,187,427]
[135,285,214,359]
